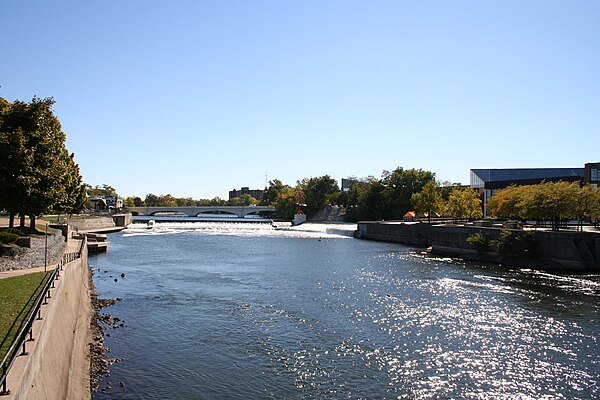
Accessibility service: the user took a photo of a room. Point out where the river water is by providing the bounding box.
[91,222,599,399]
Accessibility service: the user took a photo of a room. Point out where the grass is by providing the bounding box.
[0,272,51,362]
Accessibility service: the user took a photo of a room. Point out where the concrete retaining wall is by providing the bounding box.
[67,217,115,231]
[356,221,431,246]
[13,245,91,400]
[357,221,600,272]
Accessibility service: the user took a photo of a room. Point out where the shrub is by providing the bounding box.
[466,232,491,252]
[492,229,537,259]
[2,228,25,236]
[0,232,19,245]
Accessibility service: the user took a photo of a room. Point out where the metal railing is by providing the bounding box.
[0,237,86,396]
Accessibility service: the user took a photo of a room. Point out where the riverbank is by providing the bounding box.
[357,221,600,272]
[0,227,94,399]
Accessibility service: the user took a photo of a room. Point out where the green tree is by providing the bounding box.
[229,194,257,206]
[53,152,87,215]
[344,177,386,221]
[123,197,136,208]
[297,175,339,218]
[0,97,81,228]
[261,179,288,206]
[275,187,304,220]
[381,168,435,220]
[86,184,117,197]
[411,180,443,222]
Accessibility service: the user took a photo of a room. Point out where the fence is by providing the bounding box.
[0,236,86,396]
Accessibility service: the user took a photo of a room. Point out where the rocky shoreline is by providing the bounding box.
[89,270,127,395]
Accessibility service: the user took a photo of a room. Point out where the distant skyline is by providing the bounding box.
[1,1,598,199]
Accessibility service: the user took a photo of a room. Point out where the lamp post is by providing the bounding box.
[44,223,48,273]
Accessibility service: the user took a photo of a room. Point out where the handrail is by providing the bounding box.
[0,237,85,396]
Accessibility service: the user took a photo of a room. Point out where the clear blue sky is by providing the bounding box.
[1,1,598,199]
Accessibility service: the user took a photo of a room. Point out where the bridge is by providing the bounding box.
[126,205,275,218]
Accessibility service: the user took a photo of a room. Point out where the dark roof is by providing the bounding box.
[471,168,584,184]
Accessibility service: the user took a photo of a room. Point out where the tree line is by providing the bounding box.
[0,97,86,229]
[120,167,484,222]
[487,181,600,231]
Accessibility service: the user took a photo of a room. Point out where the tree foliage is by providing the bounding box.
[0,97,85,227]
[411,180,443,222]
[381,168,435,220]
[297,175,339,218]
[487,181,600,231]
[445,187,483,221]
[86,184,118,197]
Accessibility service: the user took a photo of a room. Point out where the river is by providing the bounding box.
[90,222,599,399]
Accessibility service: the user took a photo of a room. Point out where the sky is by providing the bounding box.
[1,1,598,199]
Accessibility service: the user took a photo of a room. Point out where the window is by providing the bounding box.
[591,168,599,183]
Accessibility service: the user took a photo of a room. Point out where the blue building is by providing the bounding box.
[470,167,585,217]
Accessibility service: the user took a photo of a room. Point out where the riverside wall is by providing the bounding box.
[357,221,600,272]
[12,242,92,400]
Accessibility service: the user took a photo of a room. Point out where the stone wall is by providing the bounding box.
[309,206,347,222]
[0,230,66,272]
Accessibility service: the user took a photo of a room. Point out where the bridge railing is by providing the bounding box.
[0,236,86,396]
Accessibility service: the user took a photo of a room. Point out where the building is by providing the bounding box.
[584,162,600,188]
[470,167,584,217]
[229,187,264,201]
[89,196,123,212]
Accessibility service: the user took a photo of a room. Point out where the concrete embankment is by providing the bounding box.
[66,215,130,234]
[357,221,600,272]
[7,239,92,400]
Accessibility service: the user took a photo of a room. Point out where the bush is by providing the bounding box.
[2,228,25,236]
[0,232,19,245]
[466,232,491,252]
[492,229,537,259]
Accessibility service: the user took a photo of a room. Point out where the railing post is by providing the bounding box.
[1,361,9,395]
[20,340,27,356]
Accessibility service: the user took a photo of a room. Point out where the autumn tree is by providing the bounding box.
[411,180,443,222]
[445,187,483,221]
[573,185,597,231]
[487,185,529,220]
